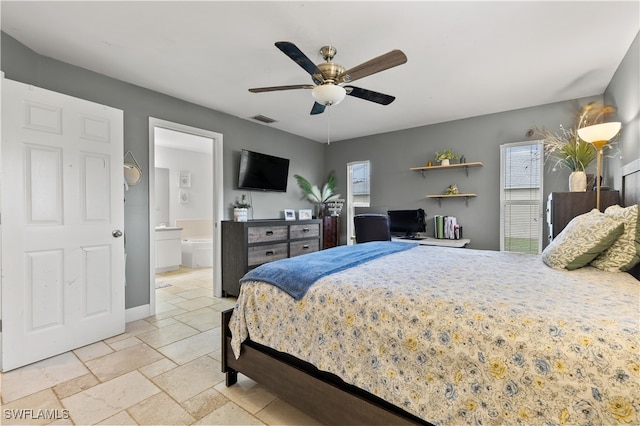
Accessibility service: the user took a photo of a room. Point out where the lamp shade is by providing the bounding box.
[577,122,621,148]
[312,84,346,106]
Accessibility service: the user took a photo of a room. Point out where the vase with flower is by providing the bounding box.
[530,102,618,192]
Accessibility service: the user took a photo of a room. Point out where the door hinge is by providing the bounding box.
[0,320,3,332]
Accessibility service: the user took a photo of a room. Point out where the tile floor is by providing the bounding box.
[1,267,323,425]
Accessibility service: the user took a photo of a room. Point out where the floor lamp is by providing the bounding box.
[577,122,622,211]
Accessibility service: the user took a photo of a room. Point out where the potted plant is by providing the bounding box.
[294,171,341,218]
[530,102,617,192]
[434,149,459,166]
[233,194,251,222]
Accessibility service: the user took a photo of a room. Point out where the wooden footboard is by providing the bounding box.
[221,309,429,426]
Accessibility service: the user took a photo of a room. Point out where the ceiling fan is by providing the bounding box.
[249,41,407,115]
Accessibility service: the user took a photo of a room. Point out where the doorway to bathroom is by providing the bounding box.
[148,118,223,316]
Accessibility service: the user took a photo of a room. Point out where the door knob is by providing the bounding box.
[112,230,123,238]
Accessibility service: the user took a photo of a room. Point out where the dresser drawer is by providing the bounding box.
[290,223,320,240]
[289,239,319,257]
[248,242,288,266]
[248,225,288,243]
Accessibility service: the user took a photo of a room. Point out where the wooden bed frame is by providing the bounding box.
[221,309,429,425]
[221,161,640,425]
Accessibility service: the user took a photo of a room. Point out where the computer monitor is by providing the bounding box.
[387,209,426,237]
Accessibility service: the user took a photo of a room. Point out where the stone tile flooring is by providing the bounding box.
[1,267,322,425]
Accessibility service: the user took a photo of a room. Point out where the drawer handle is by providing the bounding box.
[265,230,274,236]
[302,227,310,233]
[302,245,310,250]
[265,250,275,256]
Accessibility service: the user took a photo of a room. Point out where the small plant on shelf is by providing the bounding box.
[444,184,459,195]
[434,149,459,166]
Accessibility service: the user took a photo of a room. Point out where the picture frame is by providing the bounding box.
[179,189,190,204]
[179,170,191,188]
[284,209,296,221]
[298,209,312,220]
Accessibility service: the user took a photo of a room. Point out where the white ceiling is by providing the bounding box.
[2,1,638,143]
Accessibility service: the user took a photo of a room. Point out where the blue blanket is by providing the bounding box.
[240,241,418,300]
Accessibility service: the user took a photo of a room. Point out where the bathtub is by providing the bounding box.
[181,238,213,268]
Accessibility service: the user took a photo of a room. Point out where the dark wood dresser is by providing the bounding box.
[546,191,620,241]
[322,216,340,249]
[221,219,322,297]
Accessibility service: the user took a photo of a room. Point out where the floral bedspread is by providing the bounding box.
[230,245,640,425]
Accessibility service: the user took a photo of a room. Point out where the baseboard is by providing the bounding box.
[125,304,150,323]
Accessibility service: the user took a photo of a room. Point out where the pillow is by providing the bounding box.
[590,204,640,272]
[542,209,624,270]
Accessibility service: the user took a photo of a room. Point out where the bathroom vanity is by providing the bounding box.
[155,227,183,273]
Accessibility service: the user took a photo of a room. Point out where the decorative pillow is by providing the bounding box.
[591,204,640,272]
[542,209,624,270]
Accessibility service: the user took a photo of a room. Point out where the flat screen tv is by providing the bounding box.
[388,209,426,237]
[238,149,290,192]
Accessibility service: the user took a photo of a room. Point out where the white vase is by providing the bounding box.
[440,159,450,166]
[234,208,248,222]
[569,171,587,192]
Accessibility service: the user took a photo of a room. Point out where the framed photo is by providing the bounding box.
[298,209,312,220]
[179,170,191,188]
[284,209,296,221]
[179,189,190,204]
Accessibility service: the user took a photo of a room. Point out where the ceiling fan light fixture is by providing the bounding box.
[312,84,346,106]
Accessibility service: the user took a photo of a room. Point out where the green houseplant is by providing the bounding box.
[233,194,251,222]
[530,102,617,191]
[434,149,459,166]
[294,171,341,217]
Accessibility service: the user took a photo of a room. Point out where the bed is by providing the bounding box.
[221,166,640,425]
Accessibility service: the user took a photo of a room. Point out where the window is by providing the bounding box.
[346,161,370,245]
[500,141,543,254]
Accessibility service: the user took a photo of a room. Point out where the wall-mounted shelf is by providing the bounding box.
[410,161,483,177]
[426,193,477,206]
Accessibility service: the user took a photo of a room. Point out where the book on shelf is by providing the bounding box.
[434,215,463,240]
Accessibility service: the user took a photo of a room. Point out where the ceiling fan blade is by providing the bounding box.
[275,41,321,77]
[337,50,407,84]
[249,84,314,93]
[345,86,396,105]
[310,102,326,115]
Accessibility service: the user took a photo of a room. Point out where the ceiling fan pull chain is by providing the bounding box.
[327,106,331,145]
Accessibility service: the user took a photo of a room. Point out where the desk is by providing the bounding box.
[392,236,470,248]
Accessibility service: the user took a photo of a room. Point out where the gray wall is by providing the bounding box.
[605,32,640,189]
[325,98,603,250]
[1,33,325,309]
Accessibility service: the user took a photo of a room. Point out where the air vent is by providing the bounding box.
[251,115,277,124]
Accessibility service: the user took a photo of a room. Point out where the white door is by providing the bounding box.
[1,78,125,371]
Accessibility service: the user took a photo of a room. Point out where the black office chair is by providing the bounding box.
[354,214,391,243]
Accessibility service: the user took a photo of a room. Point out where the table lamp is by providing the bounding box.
[577,122,621,210]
